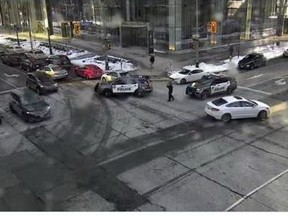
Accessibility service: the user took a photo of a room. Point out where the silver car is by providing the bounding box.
[37,64,68,80]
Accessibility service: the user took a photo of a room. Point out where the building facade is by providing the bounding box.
[0,0,287,51]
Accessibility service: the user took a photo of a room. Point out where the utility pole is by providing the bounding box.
[195,0,199,68]
[27,0,33,51]
[244,0,252,40]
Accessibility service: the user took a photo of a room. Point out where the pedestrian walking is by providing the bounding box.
[150,55,155,68]
[167,81,174,102]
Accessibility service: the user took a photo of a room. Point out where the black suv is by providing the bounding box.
[238,53,266,70]
[1,50,26,66]
[26,72,58,95]
[9,89,51,122]
[95,76,153,97]
[186,74,237,99]
[20,53,47,72]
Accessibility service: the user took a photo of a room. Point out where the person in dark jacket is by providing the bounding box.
[167,81,174,101]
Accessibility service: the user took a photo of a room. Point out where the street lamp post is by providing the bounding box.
[47,27,53,55]
[14,25,20,46]
[195,0,199,68]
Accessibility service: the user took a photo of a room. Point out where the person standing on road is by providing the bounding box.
[167,80,174,102]
[150,55,155,68]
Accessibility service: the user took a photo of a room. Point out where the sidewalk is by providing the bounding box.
[1,27,288,80]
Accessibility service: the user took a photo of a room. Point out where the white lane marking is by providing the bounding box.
[238,86,272,96]
[275,78,286,85]
[0,77,18,89]
[4,73,19,78]
[225,168,288,211]
[247,74,263,80]
[0,87,25,95]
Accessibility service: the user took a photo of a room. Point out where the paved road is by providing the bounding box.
[0,60,288,210]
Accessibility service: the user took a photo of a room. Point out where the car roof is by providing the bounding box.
[182,66,203,71]
[220,96,246,103]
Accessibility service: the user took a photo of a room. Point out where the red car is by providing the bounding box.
[73,64,104,79]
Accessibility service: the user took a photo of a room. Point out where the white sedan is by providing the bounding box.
[169,67,210,84]
[205,96,270,122]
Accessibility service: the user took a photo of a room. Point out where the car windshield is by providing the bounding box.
[244,54,256,60]
[21,90,43,105]
[212,98,228,106]
[51,66,62,71]
[37,74,52,82]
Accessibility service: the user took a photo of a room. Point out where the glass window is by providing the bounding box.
[227,102,241,107]
[212,98,228,106]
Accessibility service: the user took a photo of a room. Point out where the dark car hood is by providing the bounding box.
[23,101,50,112]
[40,81,56,87]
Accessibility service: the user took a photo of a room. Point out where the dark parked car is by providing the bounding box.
[95,76,153,97]
[45,55,72,69]
[238,53,266,70]
[26,72,58,95]
[186,74,237,99]
[20,53,47,72]
[1,50,26,66]
[9,89,51,122]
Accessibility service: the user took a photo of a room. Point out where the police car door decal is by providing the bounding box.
[113,84,137,93]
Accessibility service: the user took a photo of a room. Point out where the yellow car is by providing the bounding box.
[101,70,130,82]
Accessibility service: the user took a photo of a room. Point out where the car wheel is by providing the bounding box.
[36,88,42,95]
[103,89,112,97]
[250,64,255,70]
[180,78,187,84]
[9,104,15,113]
[221,113,231,122]
[94,83,99,92]
[201,91,209,100]
[134,89,144,98]
[226,87,233,95]
[22,112,30,123]
[258,110,268,121]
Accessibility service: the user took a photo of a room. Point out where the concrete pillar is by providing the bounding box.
[126,0,130,21]
[244,0,252,40]
[168,0,182,50]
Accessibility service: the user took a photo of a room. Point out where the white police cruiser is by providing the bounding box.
[95,76,153,98]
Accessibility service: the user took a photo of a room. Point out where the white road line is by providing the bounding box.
[247,74,263,80]
[225,168,288,211]
[238,86,272,96]
[0,87,25,95]
[0,77,18,89]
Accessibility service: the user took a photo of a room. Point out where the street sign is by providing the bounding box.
[73,23,81,35]
[210,21,217,33]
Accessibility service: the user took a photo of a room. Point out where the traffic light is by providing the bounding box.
[210,21,217,33]
[73,22,81,35]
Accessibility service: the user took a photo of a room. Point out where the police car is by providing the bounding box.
[186,74,237,99]
[95,76,153,97]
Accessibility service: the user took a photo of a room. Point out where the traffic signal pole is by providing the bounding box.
[195,0,199,68]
